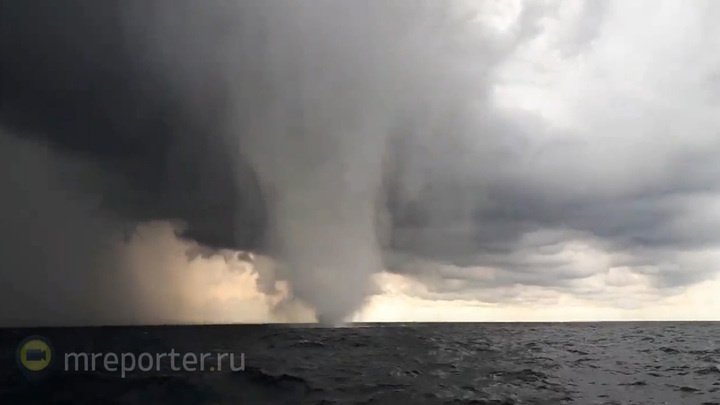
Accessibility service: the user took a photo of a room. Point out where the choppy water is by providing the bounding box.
[2,322,720,404]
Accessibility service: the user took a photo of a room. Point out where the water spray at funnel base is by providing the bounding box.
[244,125,388,325]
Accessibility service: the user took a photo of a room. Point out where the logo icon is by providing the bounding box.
[17,336,53,372]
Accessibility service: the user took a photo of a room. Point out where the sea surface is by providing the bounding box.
[1,322,720,404]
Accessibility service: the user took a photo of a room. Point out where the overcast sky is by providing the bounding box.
[368,0,720,321]
[2,0,720,325]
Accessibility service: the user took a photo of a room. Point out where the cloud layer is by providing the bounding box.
[2,1,720,324]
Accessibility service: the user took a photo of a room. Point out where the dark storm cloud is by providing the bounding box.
[2,0,720,323]
[0,0,266,250]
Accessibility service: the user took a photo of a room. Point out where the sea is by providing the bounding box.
[1,322,719,404]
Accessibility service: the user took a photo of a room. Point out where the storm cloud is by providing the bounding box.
[1,0,720,324]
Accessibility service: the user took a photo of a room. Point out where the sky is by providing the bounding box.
[1,0,720,325]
